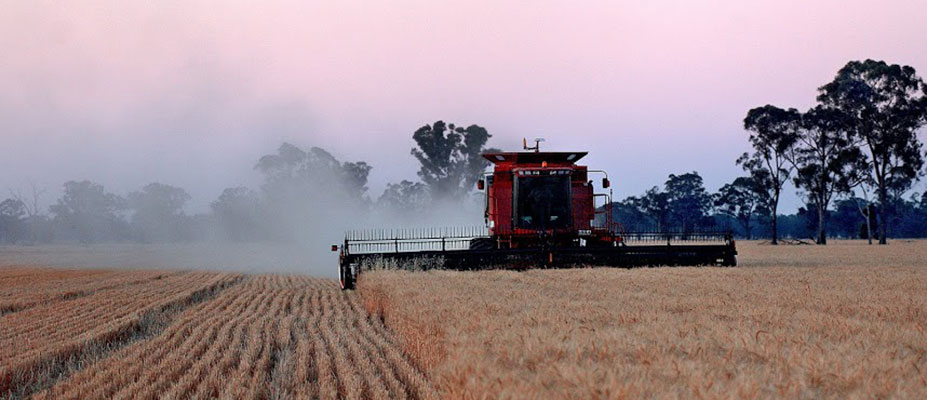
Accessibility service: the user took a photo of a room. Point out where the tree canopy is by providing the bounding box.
[714,177,761,239]
[49,181,127,243]
[210,187,265,242]
[740,105,802,244]
[376,180,430,219]
[619,172,713,232]
[816,59,927,244]
[128,183,192,243]
[255,142,372,202]
[411,121,497,202]
[0,199,26,243]
[791,105,866,244]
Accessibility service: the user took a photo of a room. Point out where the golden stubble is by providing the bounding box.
[0,269,436,400]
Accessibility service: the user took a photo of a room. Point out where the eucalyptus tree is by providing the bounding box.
[714,177,761,239]
[128,183,192,242]
[817,60,927,244]
[792,106,867,244]
[740,105,802,244]
[665,172,713,233]
[49,181,127,243]
[411,121,497,202]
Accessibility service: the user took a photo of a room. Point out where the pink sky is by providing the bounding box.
[2,0,926,212]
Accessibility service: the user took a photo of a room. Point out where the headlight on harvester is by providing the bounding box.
[579,230,592,236]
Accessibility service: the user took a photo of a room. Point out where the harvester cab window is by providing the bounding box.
[514,171,572,230]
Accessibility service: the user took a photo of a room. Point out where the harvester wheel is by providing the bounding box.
[722,255,737,267]
[340,263,355,290]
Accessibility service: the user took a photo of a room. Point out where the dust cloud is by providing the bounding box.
[0,143,489,278]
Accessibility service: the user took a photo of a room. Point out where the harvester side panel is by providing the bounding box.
[571,169,594,232]
[487,171,513,235]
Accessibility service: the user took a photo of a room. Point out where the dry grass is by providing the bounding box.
[361,240,927,399]
[0,266,180,315]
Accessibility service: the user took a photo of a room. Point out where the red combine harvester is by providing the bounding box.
[336,140,737,290]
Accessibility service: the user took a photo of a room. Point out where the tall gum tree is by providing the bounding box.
[792,106,866,245]
[817,60,927,244]
[740,105,802,245]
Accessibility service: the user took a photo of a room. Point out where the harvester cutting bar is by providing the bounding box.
[619,231,734,245]
[344,226,489,254]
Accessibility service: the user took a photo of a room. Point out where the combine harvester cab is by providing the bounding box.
[335,141,737,290]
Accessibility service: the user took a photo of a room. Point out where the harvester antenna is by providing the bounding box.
[523,137,545,152]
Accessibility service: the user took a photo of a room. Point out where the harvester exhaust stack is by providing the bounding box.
[335,146,737,290]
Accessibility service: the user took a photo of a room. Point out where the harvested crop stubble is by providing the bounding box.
[36,275,436,400]
[0,270,240,397]
[0,266,110,284]
[361,241,927,399]
[0,267,180,315]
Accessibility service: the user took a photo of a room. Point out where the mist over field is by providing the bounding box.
[0,136,492,276]
[0,244,338,276]
[0,198,486,277]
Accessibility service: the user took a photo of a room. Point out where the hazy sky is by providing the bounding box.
[2,0,926,214]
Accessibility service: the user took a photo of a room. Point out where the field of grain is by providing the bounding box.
[0,267,432,400]
[361,241,927,399]
[2,241,925,399]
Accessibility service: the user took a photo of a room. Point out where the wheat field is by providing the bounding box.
[1,241,925,399]
[360,241,927,399]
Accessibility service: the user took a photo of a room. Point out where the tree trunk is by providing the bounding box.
[878,186,888,245]
[855,197,873,245]
[771,194,779,245]
[817,203,827,245]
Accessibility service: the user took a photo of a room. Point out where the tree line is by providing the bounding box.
[614,60,927,244]
[734,59,927,245]
[0,121,495,244]
[606,170,927,241]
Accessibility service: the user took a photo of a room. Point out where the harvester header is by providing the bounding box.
[335,144,736,289]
